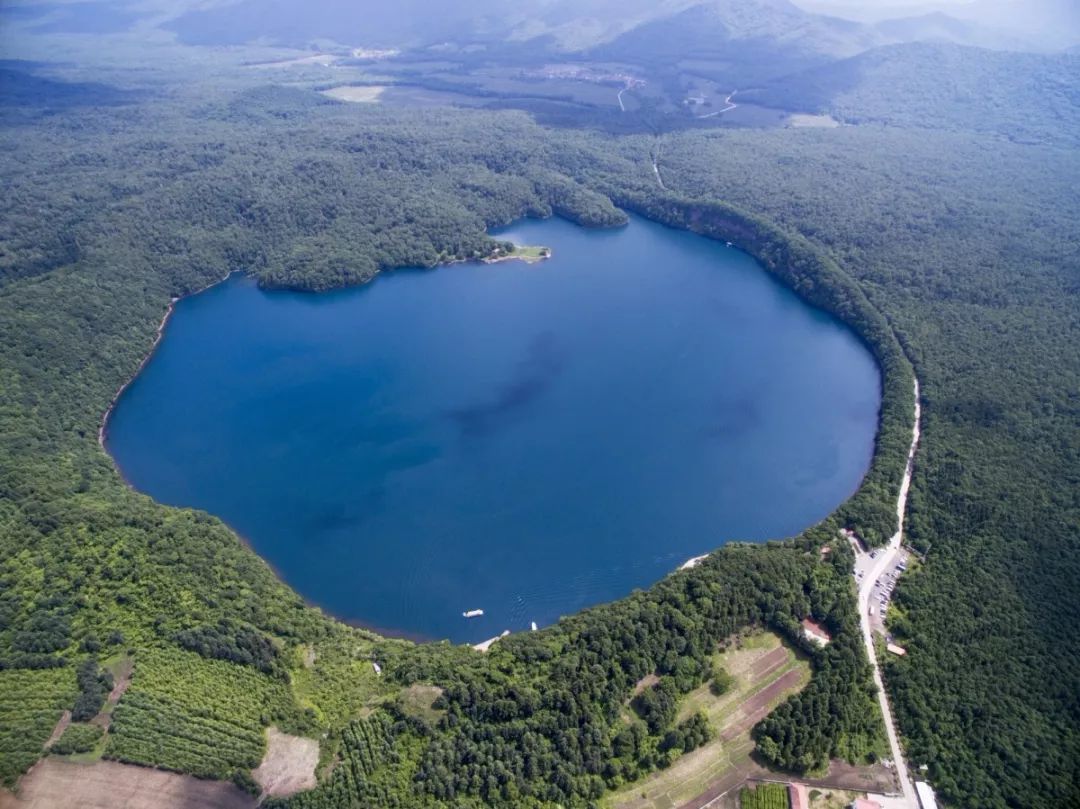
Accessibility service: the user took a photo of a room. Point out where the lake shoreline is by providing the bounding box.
[97,268,235,451]
[102,214,881,644]
[97,244,549,454]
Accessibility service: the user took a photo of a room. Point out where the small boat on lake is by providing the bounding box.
[463,609,484,618]
[531,621,538,631]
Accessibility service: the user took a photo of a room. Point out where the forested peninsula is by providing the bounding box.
[2,77,1078,809]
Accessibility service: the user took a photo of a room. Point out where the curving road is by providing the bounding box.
[855,377,921,807]
[696,89,738,119]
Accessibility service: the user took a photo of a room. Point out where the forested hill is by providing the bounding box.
[163,0,700,50]
[0,88,889,806]
[743,42,1080,146]
[0,54,1078,809]
[588,0,878,80]
[648,125,1080,807]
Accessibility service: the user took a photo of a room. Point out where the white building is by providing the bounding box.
[915,781,939,809]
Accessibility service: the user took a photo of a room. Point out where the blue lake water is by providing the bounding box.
[106,215,880,643]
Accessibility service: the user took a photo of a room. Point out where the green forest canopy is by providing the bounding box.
[0,58,1078,809]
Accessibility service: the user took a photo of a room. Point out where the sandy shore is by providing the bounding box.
[472,629,510,652]
[680,554,709,571]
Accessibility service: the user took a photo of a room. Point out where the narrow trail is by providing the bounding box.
[856,376,921,807]
[651,140,666,190]
[617,87,627,112]
[697,89,738,119]
[652,158,665,189]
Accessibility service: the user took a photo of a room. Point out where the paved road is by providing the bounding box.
[855,377,921,808]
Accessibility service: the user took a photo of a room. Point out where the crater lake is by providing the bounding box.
[105,215,881,643]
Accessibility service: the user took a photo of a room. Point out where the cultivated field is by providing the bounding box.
[602,631,810,809]
[0,758,253,809]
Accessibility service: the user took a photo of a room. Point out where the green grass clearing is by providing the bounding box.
[486,243,551,264]
[397,684,445,725]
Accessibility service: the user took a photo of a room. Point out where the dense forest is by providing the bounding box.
[0,81,887,804]
[744,42,1080,147]
[1,44,1078,809]
[644,124,1080,806]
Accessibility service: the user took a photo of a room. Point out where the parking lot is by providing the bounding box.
[848,533,911,635]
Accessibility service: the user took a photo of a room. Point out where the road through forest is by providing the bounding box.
[856,377,921,807]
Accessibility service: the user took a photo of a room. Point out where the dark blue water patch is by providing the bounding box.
[106,215,880,643]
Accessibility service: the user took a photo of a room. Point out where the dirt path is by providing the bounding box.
[91,657,133,730]
[855,376,921,808]
[42,712,70,750]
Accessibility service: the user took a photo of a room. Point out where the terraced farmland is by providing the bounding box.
[602,632,809,809]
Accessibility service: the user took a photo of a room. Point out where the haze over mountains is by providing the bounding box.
[5,0,1078,56]
[800,0,1080,49]
[3,0,1077,148]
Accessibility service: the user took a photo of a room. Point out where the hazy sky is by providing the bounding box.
[791,0,977,21]
[791,0,1078,46]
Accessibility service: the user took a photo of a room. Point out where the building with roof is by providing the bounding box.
[915,781,940,809]
[801,618,832,646]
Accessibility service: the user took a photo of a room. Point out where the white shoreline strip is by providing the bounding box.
[680,554,709,571]
[472,629,510,652]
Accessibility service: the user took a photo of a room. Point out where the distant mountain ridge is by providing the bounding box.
[581,0,881,85]
[794,0,1079,50]
[871,11,1037,52]
[159,0,1066,58]
[4,0,1068,71]
[163,0,702,51]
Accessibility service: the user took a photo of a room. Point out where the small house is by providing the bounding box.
[801,618,832,646]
